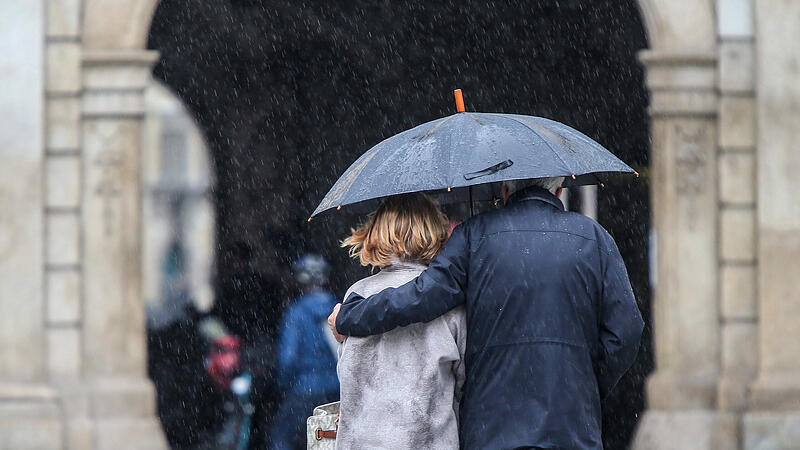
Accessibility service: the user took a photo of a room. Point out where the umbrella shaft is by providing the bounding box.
[469,186,474,217]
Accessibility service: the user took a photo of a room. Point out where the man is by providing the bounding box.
[329,177,643,449]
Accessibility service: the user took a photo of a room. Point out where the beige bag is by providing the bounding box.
[306,401,339,450]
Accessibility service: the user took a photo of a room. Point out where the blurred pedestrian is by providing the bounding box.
[269,254,340,450]
[212,241,281,449]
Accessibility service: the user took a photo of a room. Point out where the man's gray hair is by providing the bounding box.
[503,177,565,196]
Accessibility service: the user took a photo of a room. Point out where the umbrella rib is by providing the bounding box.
[416,114,458,140]
[505,116,574,176]
[464,112,485,125]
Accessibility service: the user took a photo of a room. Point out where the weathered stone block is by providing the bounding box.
[45,155,81,208]
[722,322,758,370]
[744,412,800,450]
[719,41,755,93]
[721,264,757,319]
[47,0,81,38]
[718,373,752,411]
[66,418,94,450]
[720,208,756,262]
[0,419,62,449]
[717,0,754,38]
[719,96,756,150]
[756,231,800,378]
[46,269,81,324]
[0,0,46,383]
[645,370,719,410]
[718,152,755,205]
[87,378,157,419]
[46,212,80,265]
[93,418,168,450]
[47,327,81,377]
[632,410,739,450]
[46,41,81,94]
[47,96,80,150]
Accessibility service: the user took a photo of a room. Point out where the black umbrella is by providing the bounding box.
[311,90,636,219]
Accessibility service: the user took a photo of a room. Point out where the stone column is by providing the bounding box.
[744,2,800,448]
[65,49,167,449]
[715,0,758,425]
[0,1,63,447]
[632,51,734,449]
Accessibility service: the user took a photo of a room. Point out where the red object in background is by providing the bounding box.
[206,335,241,391]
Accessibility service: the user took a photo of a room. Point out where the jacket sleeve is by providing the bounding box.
[336,224,470,337]
[595,230,644,399]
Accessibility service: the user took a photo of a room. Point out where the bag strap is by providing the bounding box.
[315,430,337,440]
[314,413,339,440]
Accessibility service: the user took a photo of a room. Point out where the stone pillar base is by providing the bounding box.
[58,377,167,450]
[632,410,739,450]
[748,373,800,410]
[65,417,167,450]
[0,383,63,449]
[645,370,719,410]
[743,374,800,450]
[744,412,800,450]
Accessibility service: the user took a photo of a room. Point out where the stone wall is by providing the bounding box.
[0,0,166,448]
[635,0,800,449]
[743,0,800,447]
[45,0,84,388]
[716,0,758,421]
[0,1,63,448]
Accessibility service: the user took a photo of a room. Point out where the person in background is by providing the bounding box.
[212,241,281,449]
[269,254,340,450]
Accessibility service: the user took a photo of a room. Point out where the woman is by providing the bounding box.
[336,193,466,450]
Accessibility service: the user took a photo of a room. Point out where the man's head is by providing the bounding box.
[501,176,565,203]
[292,253,330,291]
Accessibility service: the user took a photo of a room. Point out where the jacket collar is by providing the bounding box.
[507,185,565,211]
[384,256,428,272]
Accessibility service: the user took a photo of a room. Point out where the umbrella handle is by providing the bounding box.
[463,160,514,180]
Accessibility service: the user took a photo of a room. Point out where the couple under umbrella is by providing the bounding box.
[314,90,643,450]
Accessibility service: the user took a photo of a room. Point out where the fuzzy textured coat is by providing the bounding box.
[335,260,466,450]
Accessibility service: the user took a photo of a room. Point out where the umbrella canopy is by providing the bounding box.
[312,106,635,219]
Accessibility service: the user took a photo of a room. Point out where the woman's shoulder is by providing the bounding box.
[343,273,383,303]
[343,268,416,302]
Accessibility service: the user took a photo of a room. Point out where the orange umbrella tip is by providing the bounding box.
[634,171,640,177]
[337,205,342,211]
[599,183,606,188]
[454,89,465,113]
[571,174,577,180]
[307,217,312,222]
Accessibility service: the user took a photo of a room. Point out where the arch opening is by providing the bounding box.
[146,1,653,447]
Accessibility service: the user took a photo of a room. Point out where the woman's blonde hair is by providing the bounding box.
[341,193,449,268]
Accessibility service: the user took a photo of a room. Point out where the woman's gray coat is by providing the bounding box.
[336,260,466,450]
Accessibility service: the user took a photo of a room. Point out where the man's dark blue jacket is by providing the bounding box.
[336,186,644,450]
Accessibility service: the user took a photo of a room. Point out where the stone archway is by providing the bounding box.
[76,0,722,448]
[53,0,168,448]
[630,0,726,447]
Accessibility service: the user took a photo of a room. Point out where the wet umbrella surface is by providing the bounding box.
[313,98,636,218]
